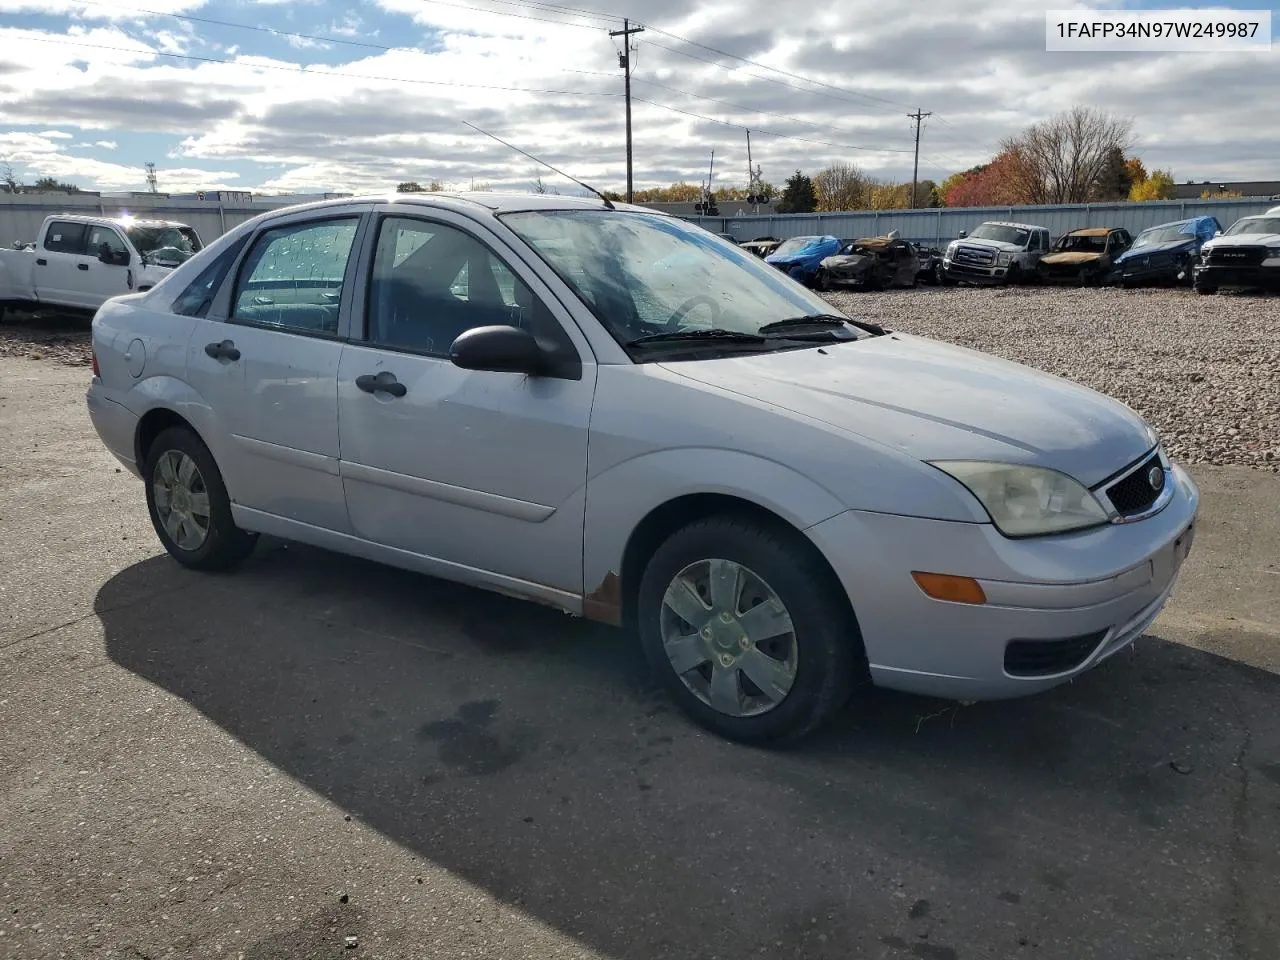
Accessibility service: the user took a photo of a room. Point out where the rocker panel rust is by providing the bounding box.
[583,571,623,626]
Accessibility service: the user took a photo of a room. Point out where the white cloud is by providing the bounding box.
[0,1,1275,195]
[95,140,118,149]
[37,130,73,139]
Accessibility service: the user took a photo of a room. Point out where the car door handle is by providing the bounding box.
[36,258,47,266]
[355,371,407,397]
[204,339,241,362]
[78,263,90,271]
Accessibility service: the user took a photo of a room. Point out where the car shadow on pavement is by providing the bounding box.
[96,542,1280,960]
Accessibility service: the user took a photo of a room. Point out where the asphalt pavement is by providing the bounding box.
[1,355,1278,960]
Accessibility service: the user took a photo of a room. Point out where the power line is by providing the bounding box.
[630,96,914,154]
[631,75,914,149]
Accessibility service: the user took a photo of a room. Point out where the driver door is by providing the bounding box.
[336,208,597,600]
[84,224,135,304]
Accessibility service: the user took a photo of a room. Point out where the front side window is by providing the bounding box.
[1055,233,1107,253]
[44,221,86,254]
[86,225,128,263]
[231,217,359,336]
[502,210,866,354]
[366,216,571,358]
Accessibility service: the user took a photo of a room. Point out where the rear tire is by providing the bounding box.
[636,515,863,743]
[144,426,257,571]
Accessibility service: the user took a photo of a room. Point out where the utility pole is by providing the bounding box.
[745,129,766,212]
[908,108,931,209]
[610,18,644,203]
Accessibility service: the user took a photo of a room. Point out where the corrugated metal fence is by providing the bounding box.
[4,193,1277,249]
[689,198,1279,245]
[0,194,293,247]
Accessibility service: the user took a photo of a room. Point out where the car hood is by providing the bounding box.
[1204,232,1280,250]
[1042,251,1103,265]
[658,333,1152,487]
[1115,239,1193,262]
[767,252,823,266]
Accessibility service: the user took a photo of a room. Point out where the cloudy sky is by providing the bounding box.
[0,0,1275,196]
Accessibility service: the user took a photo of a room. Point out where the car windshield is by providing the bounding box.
[1132,224,1197,247]
[1223,217,1280,236]
[968,224,1029,246]
[770,236,822,257]
[502,211,862,353]
[1055,233,1107,253]
[126,224,202,265]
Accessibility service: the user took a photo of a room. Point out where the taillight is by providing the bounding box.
[91,348,100,378]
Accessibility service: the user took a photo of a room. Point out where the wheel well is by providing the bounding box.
[617,494,856,636]
[135,408,196,469]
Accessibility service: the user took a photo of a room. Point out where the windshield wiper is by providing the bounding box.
[626,329,766,347]
[758,314,886,336]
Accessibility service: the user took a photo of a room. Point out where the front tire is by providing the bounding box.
[1005,264,1023,286]
[636,515,862,743]
[144,426,257,571]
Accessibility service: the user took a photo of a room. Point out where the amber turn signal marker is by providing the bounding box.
[911,571,987,605]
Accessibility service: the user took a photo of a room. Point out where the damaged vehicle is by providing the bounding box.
[1111,217,1220,287]
[815,236,920,291]
[1038,227,1132,285]
[739,236,782,259]
[942,221,1050,285]
[1194,213,1280,294]
[86,193,1199,744]
[765,234,841,286]
[0,213,203,321]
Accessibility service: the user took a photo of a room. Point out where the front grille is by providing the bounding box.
[1208,246,1266,266]
[946,262,995,277]
[1004,630,1108,677]
[1106,452,1164,515]
[954,244,995,266]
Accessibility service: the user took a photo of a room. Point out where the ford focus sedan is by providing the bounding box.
[86,193,1199,743]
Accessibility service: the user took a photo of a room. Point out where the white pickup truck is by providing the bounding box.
[0,214,204,320]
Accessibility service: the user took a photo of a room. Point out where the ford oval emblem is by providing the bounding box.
[1148,465,1165,491]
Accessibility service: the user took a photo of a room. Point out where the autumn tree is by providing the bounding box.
[1124,157,1148,188]
[1129,168,1176,201]
[775,170,817,214]
[397,181,424,192]
[942,149,1033,207]
[1092,145,1134,201]
[1005,106,1134,204]
[813,161,872,211]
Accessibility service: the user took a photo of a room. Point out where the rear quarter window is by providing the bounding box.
[170,235,250,318]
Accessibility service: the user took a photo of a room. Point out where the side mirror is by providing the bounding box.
[450,325,544,376]
[1213,229,1222,237]
[957,230,968,239]
[98,247,129,266]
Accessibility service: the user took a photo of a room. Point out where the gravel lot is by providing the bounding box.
[3,286,1277,470]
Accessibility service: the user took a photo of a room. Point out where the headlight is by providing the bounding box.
[997,252,1013,266]
[929,461,1109,537]
[1267,246,1280,258]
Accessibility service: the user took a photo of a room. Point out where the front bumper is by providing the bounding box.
[805,464,1200,701]
[86,380,141,477]
[1194,262,1280,289]
[942,259,1007,283]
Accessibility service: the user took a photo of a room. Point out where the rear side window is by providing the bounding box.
[230,217,360,337]
[170,235,250,318]
[44,221,86,254]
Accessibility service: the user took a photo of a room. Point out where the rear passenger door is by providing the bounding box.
[184,208,370,532]
[36,220,90,307]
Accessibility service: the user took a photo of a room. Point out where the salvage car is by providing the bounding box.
[765,234,841,286]
[1194,213,1280,294]
[86,193,1199,743]
[815,236,919,291]
[0,213,203,320]
[942,221,1050,285]
[1038,227,1132,285]
[1111,216,1220,287]
[911,241,944,285]
[739,236,782,259]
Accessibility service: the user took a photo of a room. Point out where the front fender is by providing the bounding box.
[582,447,848,621]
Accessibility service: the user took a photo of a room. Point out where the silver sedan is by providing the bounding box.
[86,193,1199,742]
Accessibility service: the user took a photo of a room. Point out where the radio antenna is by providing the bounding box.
[459,120,615,210]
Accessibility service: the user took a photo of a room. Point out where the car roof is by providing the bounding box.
[250,191,664,225]
[1065,227,1117,237]
[979,221,1043,230]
